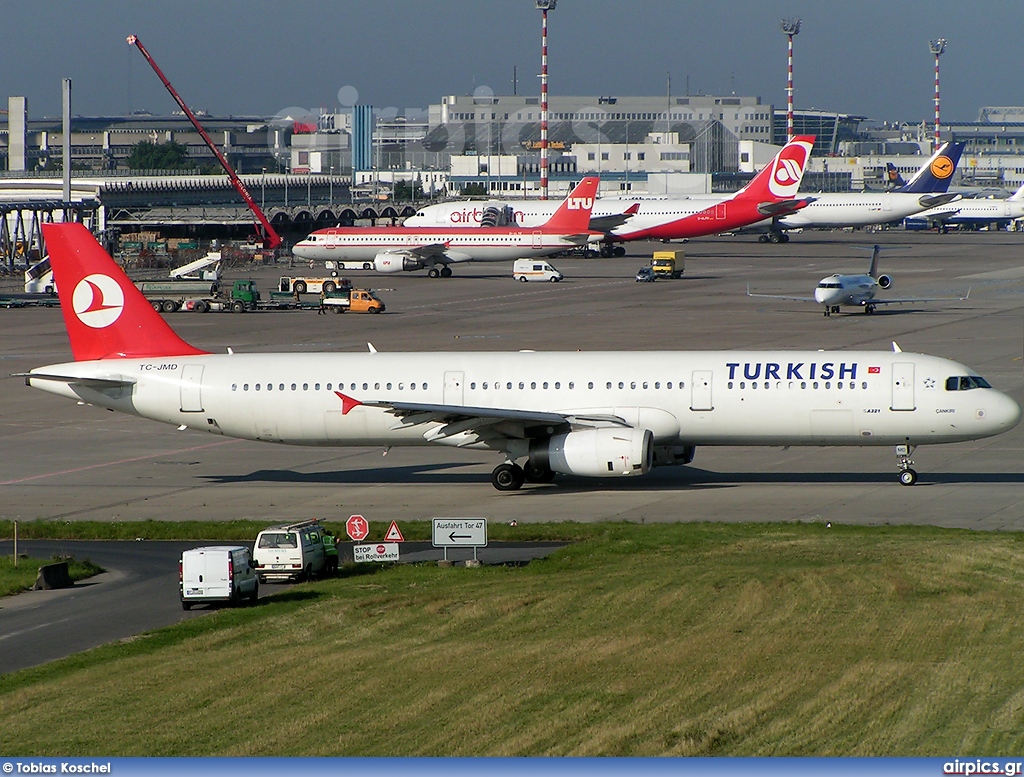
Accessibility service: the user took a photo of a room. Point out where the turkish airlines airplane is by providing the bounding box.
[21,223,1020,490]
[400,135,815,255]
[747,245,969,317]
[291,177,601,277]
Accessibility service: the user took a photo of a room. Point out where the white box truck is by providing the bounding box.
[179,545,259,610]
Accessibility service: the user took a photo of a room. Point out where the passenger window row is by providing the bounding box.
[728,381,869,390]
[231,381,429,392]
[469,381,686,391]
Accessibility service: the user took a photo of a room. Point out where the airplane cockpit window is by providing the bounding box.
[945,375,992,391]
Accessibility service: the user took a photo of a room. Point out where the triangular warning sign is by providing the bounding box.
[384,520,405,542]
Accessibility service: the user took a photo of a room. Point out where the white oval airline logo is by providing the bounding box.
[768,140,812,199]
[72,274,125,329]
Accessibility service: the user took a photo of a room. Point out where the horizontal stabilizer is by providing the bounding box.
[17,372,136,389]
[919,193,961,209]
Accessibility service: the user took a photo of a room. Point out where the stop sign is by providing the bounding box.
[346,514,369,542]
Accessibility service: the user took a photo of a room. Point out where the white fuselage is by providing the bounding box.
[405,191,940,236]
[29,350,1020,454]
[291,227,587,264]
[814,274,879,308]
[774,192,938,229]
[908,197,1024,226]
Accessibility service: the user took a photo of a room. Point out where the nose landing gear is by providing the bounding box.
[895,443,918,486]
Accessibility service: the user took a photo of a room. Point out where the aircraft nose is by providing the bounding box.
[814,288,830,304]
[986,391,1022,433]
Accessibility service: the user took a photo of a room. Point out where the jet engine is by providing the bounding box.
[876,274,893,289]
[479,205,516,227]
[374,253,423,273]
[529,428,653,478]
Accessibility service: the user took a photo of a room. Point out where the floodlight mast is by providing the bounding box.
[929,38,947,151]
[536,1,556,199]
[780,18,801,141]
[126,34,282,250]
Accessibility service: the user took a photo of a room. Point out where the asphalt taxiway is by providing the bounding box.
[1,232,1022,531]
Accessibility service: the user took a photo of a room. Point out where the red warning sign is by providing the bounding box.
[346,514,369,542]
[384,520,405,542]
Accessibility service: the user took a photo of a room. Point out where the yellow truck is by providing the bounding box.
[651,250,684,279]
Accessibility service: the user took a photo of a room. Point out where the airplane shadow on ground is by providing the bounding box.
[204,464,1024,491]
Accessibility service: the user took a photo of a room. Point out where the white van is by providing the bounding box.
[513,259,563,283]
[179,545,259,610]
[252,521,327,582]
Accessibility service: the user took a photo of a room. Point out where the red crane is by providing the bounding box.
[126,34,282,249]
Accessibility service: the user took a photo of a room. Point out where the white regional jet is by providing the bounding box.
[23,224,1020,490]
[747,245,970,317]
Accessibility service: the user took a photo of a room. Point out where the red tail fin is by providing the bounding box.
[42,223,209,361]
[733,135,815,202]
[539,176,601,232]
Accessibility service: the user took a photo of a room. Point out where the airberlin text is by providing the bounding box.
[6,764,111,774]
[726,362,858,381]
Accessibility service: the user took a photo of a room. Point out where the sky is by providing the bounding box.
[4,0,1023,126]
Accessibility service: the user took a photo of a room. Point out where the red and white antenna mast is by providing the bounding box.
[536,0,556,200]
[781,18,801,141]
[929,38,947,151]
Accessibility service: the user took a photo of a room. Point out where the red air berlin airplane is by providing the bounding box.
[292,176,601,277]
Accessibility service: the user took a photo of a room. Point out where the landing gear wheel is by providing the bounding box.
[758,234,770,244]
[440,266,453,278]
[428,267,440,278]
[780,233,790,243]
[768,232,781,244]
[600,245,614,258]
[865,305,875,315]
[898,468,918,486]
[613,246,626,257]
[523,461,555,483]
[491,462,526,491]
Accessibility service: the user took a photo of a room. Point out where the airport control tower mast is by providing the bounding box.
[537,0,556,200]
[929,38,947,151]
[781,18,801,141]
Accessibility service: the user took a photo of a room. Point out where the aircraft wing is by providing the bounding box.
[757,197,814,218]
[404,243,451,260]
[589,203,640,232]
[745,286,815,303]
[919,193,961,209]
[869,289,970,305]
[358,398,631,445]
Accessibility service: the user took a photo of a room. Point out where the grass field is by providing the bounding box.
[0,556,104,597]
[2,522,1023,755]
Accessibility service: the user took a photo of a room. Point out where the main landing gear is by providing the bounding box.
[758,230,790,244]
[427,266,454,278]
[599,243,627,257]
[491,460,556,491]
[895,443,918,486]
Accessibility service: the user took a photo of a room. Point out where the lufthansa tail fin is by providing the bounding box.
[539,176,601,232]
[896,141,964,194]
[42,223,209,361]
[732,135,815,203]
[885,163,908,189]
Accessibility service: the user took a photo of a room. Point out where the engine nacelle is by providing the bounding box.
[530,428,653,478]
[374,253,424,273]
[876,274,893,289]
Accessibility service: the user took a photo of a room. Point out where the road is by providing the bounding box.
[0,539,566,675]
